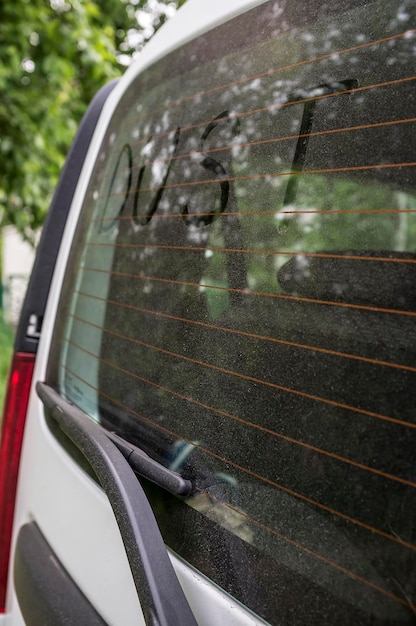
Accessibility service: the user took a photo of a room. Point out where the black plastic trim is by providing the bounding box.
[14,522,107,626]
[36,382,198,626]
[14,79,118,355]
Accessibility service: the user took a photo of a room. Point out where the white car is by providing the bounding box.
[1,0,415,624]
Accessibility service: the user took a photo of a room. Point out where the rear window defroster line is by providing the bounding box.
[36,382,198,626]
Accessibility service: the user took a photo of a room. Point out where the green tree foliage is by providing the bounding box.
[0,0,186,244]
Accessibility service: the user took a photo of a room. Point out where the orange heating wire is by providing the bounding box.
[92,158,416,211]
[132,29,416,124]
[61,358,416,606]
[95,115,416,188]
[95,79,416,197]
[67,309,416,433]
[90,73,416,206]
[192,487,414,611]
[70,303,416,491]
[107,75,416,162]
[120,160,416,196]
[62,352,416,555]
[65,315,416,429]
[81,262,416,319]
[95,207,416,223]
[77,287,416,376]
[83,247,416,266]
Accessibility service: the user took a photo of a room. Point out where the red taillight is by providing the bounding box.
[0,352,35,612]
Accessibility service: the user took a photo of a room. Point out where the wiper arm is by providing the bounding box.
[36,382,198,626]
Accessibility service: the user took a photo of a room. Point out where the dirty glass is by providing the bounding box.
[50,0,416,623]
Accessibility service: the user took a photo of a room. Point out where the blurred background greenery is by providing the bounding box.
[0,318,13,414]
[0,0,187,245]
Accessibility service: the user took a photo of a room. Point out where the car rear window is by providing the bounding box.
[49,0,416,623]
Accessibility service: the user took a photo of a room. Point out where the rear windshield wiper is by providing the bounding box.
[36,382,198,626]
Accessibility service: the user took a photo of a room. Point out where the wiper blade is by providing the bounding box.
[36,382,198,626]
[106,430,192,497]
